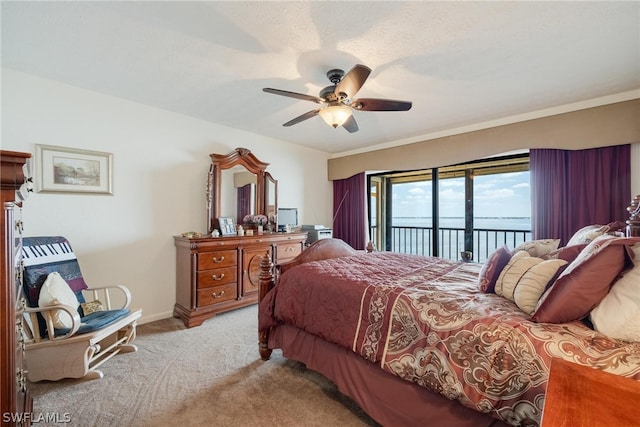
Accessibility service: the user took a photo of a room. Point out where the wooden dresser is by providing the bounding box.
[174,231,307,327]
[1,150,32,426]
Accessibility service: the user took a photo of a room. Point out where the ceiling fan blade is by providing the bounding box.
[350,98,412,111]
[282,109,321,127]
[263,88,324,104]
[335,64,371,99]
[342,114,359,133]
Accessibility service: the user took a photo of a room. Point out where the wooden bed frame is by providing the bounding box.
[257,195,640,426]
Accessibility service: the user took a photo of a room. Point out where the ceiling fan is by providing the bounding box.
[263,64,412,133]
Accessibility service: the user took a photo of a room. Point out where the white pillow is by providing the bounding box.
[590,243,640,342]
[38,272,79,329]
[513,259,568,314]
[495,251,532,298]
[513,239,561,258]
[566,224,608,246]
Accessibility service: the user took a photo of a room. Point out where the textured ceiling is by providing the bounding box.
[2,1,639,155]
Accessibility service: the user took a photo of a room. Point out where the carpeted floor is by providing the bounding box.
[29,305,379,426]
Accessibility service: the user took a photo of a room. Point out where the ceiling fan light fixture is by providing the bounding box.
[319,105,351,128]
[264,64,411,132]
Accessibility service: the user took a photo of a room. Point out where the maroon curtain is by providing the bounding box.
[333,172,366,250]
[237,184,252,224]
[530,145,631,245]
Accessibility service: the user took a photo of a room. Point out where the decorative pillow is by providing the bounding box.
[81,300,104,316]
[496,253,544,301]
[531,235,638,323]
[541,244,588,263]
[494,251,530,297]
[590,243,640,342]
[566,224,609,246]
[513,259,568,314]
[478,245,512,293]
[513,239,561,258]
[38,272,79,329]
[605,220,627,233]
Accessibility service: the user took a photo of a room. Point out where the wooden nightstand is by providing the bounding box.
[541,358,640,427]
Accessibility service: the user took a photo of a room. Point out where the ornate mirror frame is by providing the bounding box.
[207,147,270,234]
[264,171,278,222]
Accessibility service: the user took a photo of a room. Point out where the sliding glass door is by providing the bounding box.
[368,153,531,261]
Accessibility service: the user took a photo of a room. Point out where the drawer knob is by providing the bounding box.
[212,256,225,263]
[286,247,294,252]
[211,290,225,299]
[211,273,225,281]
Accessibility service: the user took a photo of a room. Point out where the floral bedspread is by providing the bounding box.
[258,252,640,427]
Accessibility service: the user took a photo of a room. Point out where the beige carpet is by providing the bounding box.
[30,305,379,427]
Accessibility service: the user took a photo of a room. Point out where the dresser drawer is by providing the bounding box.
[197,283,237,307]
[197,266,237,288]
[277,242,302,262]
[197,250,237,270]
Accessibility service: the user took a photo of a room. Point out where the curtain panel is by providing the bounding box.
[332,172,366,250]
[237,184,252,225]
[530,144,631,245]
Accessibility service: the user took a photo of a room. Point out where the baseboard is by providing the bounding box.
[138,310,174,325]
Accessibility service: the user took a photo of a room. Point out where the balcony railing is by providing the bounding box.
[370,225,532,263]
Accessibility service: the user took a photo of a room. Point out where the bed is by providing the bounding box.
[258,196,640,427]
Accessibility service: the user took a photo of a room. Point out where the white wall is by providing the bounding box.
[1,69,333,323]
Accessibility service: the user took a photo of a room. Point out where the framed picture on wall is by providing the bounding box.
[36,144,113,194]
[218,217,236,236]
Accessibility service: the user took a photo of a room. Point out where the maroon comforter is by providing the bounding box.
[259,252,640,426]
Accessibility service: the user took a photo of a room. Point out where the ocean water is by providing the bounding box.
[373,217,532,262]
[390,217,531,230]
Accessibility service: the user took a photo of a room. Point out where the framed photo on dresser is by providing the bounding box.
[218,217,236,236]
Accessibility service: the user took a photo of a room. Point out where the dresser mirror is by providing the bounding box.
[207,148,275,234]
[229,168,257,222]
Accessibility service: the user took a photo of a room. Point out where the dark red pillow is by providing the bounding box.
[542,244,588,263]
[478,245,512,293]
[531,237,638,323]
[606,220,627,232]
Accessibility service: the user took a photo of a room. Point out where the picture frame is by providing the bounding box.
[36,144,113,195]
[218,217,236,236]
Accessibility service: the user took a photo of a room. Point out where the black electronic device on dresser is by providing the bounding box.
[301,225,332,245]
[1,150,33,427]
